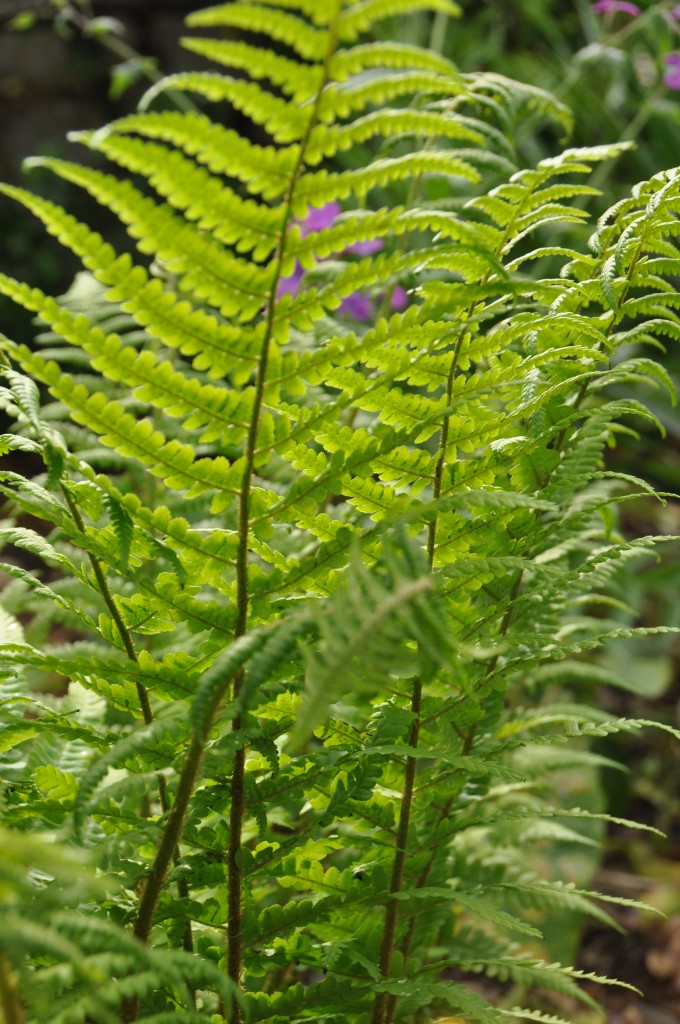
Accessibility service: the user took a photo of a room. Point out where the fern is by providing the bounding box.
[0,2,677,1023]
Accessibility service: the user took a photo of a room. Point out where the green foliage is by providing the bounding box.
[0,2,677,1023]
[438,2,680,196]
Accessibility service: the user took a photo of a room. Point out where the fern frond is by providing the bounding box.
[0,8,678,1024]
[141,72,311,143]
[289,533,451,747]
[186,2,329,61]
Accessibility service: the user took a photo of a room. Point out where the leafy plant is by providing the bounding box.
[433,1,680,190]
[0,2,678,1023]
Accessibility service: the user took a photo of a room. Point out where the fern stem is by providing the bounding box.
[120,733,206,1023]
[225,731,246,1017]
[0,953,23,1024]
[380,202,644,1016]
[375,272,469,1024]
[223,9,343,1019]
[428,164,541,567]
[427,345,464,564]
[384,790,454,1023]
[377,200,527,1018]
[371,683,422,1024]
[123,644,250,1022]
[61,483,196,1011]
[131,733,205,948]
[60,485,152,722]
[429,10,449,54]
[62,485,173,816]
[384,569,521,1022]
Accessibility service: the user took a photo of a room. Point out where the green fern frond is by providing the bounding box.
[186,2,330,61]
[0,5,678,1024]
[289,533,450,747]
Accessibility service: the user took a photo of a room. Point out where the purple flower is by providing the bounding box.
[297,201,341,236]
[664,53,680,89]
[337,285,409,321]
[592,0,641,14]
[276,202,407,321]
[339,292,375,320]
[672,4,680,19]
[345,237,384,256]
[276,262,303,298]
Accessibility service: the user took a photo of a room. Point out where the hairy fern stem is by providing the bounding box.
[63,481,194,1014]
[371,685,422,1024]
[225,10,342,1020]
[0,953,24,1024]
[375,166,544,1019]
[123,736,206,1022]
[60,485,152,724]
[374,308,468,1024]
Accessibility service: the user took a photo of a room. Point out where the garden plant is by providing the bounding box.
[0,1,679,1023]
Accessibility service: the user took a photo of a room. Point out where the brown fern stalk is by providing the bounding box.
[372,316,472,1024]
[224,10,343,1019]
[370,685,422,1024]
[0,953,24,1024]
[61,484,196,1012]
[372,177,539,1023]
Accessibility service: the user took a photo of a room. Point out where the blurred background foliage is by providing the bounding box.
[452,1,680,186]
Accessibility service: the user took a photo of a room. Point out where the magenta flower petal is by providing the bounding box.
[673,4,680,18]
[276,261,304,299]
[389,286,409,310]
[339,292,374,320]
[665,69,680,89]
[286,203,405,320]
[592,0,640,13]
[299,202,341,237]
[664,53,680,89]
[345,237,384,256]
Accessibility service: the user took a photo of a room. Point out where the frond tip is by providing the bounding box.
[288,531,450,747]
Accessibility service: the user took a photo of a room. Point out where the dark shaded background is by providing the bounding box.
[0,0,219,336]
[0,2,204,181]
